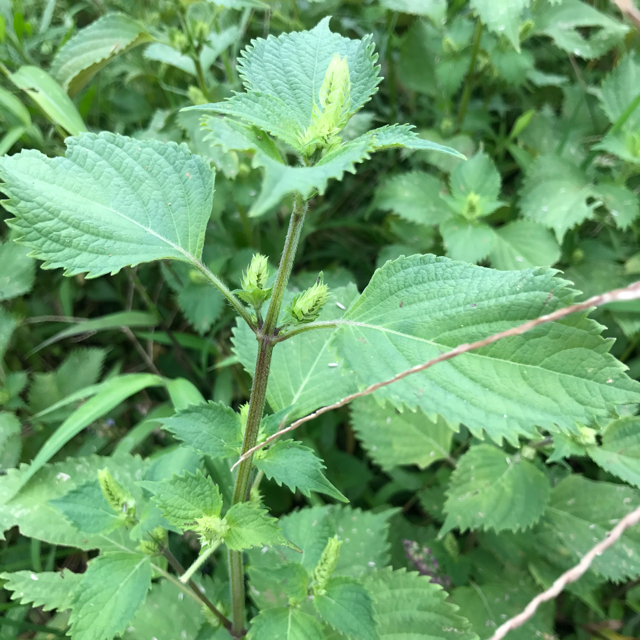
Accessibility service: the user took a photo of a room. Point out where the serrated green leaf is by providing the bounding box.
[332,255,640,444]
[440,219,496,263]
[50,14,153,96]
[0,411,21,470]
[233,285,358,419]
[255,440,347,502]
[0,132,214,277]
[471,0,528,51]
[0,240,35,301]
[0,569,83,612]
[365,124,465,157]
[140,470,222,529]
[533,475,640,582]
[314,577,378,640]
[363,567,476,639]
[587,416,640,488]
[350,396,453,471]
[8,66,87,135]
[224,501,298,551]
[489,220,561,270]
[519,155,597,242]
[160,401,242,459]
[448,151,502,213]
[600,52,640,130]
[594,183,640,230]
[0,308,16,362]
[248,562,309,610]
[69,553,152,640]
[248,607,324,640]
[50,480,125,534]
[441,445,550,535]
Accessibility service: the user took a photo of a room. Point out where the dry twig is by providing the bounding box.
[611,0,640,28]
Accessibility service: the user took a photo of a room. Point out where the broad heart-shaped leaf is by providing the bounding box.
[50,14,153,96]
[489,220,561,270]
[233,285,359,420]
[0,569,83,612]
[519,155,598,242]
[533,475,640,582]
[255,440,347,502]
[0,132,214,277]
[224,501,298,551]
[333,255,640,444]
[350,396,453,471]
[441,445,550,535]
[599,51,640,130]
[159,401,242,460]
[0,240,35,301]
[471,0,528,51]
[363,568,476,640]
[440,218,496,263]
[237,16,380,136]
[139,470,222,530]
[248,607,324,640]
[587,416,640,488]
[314,577,378,640]
[69,552,152,640]
[50,480,124,534]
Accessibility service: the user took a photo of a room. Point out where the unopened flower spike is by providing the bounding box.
[237,253,273,312]
[284,273,330,325]
[98,468,136,522]
[312,536,342,595]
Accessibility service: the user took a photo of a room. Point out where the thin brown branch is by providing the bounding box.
[487,504,640,640]
[611,0,640,28]
[231,280,640,471]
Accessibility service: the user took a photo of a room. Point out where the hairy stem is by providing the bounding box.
[228,194,308,635]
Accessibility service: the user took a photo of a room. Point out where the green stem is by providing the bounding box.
[180,545,218,583]
[456,20,483,130]
[228,194,308,635]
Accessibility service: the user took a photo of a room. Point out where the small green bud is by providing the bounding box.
[195,515,230,547]
[192,20,210,44]
[442,36,458,55]
[443,532,459,559]
[98,468,136,521]
[520,445,537,460]
[312,536,342,595]
[461,192,482,219]
[284,275,330,325]
[576,425,597,446]
[239,402,250,433]
[169,29,189,54]
[519,19,535,42]
[188,86,207,106]
[138,528,167,556]
[237,254,273,311]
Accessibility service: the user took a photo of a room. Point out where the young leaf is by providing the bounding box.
[440,445,550,535]
[140,470,222,530]
[449,151,502,213]
[0,569,83,612]
[0,132,214,277]
[0,240,35,301]
[363,568,476,640]
[69,552,152,640]
[160,401,242,460]
[224,501,298,551]
[350,396,453,471]
[50,14,153,96]
[248,607,324,640]
[314,577,378,640]
[587,416,640,488]
[330,254,640,444]
[471,0,528,51]
[489,220,561,270]
[533,475,640,581]
[255,440,347,502]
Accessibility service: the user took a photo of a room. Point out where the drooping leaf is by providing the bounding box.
[363,567,476,640]
[332,255,640,444]
[69,553,152,640]
[350,396,453,471]
[441,445,550,535]
[8,65,87,135]
[224,501,298,551]
[0,240,35,301]
[0,569,83,612]
[233,285,359,419]
[489,220,561,270]
[0,133,214,277]
[314,577,378,640]
[248,607,324,640]
[471,0,529,51]
[139,470,222,530]
[587,416,640,488]
[533,475,640,582]
[160,401,242,460]
[255,440,347,502]
[50,14,153,96]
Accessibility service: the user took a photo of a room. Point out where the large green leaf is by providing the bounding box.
[363,568,476,640]
[0,133,214,277]
[224,502,298,551]
[8,66,87,135]
[350,396,453,471]
[0,240,35,301]
[0,569,83,612]
[471,0,529,51]
[248,607,324,640]
[599,52,640,130]
[50,14,153,96]
[234,285,359,419]
[441,445,550,534]
[489,220,561,270]
[69,552,152,640]
[330,255,640,444]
